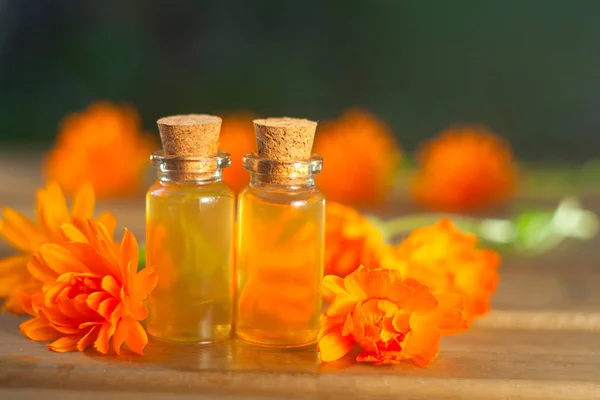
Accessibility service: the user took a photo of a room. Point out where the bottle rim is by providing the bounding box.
[150,150,231,173]
[242,153,322,177]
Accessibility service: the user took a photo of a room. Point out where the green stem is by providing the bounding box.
[369,214,510,244]
[368,196,599,256]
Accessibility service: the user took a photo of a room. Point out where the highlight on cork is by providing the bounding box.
[157,114,222,157]
[253,117,318,161]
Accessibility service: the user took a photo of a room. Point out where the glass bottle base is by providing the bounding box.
[148,324,232,344]
[235,328,317,348]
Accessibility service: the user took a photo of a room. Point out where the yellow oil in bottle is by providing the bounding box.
[146,180,234,343]
[235,187,325,347]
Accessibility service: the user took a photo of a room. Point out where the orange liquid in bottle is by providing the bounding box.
[235,186,325,347]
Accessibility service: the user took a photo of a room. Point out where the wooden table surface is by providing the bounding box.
[0,153,599,399]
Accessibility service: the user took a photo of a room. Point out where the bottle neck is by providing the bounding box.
[157,169,223,184]
[243,153,323,192]
[151,150,230,185]
[249,172,316,190]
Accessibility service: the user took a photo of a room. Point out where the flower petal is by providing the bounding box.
[318,331,355,362]
[94,323,116,354]
[355,351,384,364]
[377,299,399,318]
[320,275,347,302]
[88,219,116,247]
[0,207,45,252]
[61,223,89,244]
[392,311,410,333]
[403,278,438,314]
[43,280,70,308]
[386,280,415,305]
[87,291,112,311]
[402,328,442,367]
[30,293,45,314]
[43,311,80,335]
[86,221,120,275]
[127,301,148,321]
[381,317,399,342]
[48,334,84,352]
[112,318,129,355]
[57,296,84,319]
[37,183,71,239]
[73,294,101,320]
[317,313,346,341]
[123,318,148,355]
[132,267,158,301]
[97,298,120,325]
[97,212,117,238]
[101,275,121,299]
[27,253,59,283]
[77,325,100,351]
[71,183,95,220]
[39,243,89,274]
[20,317,62,341]
[432,292,468,335]
[0,264,28,297]
[120,230,139,284]
[326,293,357,318]
[66,242,110,276]
[362,268,400,299]
[343,266,369,300]
[0,254,28,274]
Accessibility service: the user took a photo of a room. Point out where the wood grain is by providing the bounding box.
[1,153,600,399]
[1,314,599,399]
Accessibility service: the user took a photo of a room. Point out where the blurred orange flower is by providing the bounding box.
[219,114,256,192]
[318,266,467,366]
[236,214,322,337]
[393,219,500,320]
[44,102,155,199]
[324,202,384,277]
[21,220,157,354]
[412,126,517,212]
[0,183,115,314]
[314,110,402,206]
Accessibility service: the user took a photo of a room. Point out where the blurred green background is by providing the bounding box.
[1,0,599,161]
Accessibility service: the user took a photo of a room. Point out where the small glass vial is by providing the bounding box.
[235,118,325,348]
[146,115,234,343]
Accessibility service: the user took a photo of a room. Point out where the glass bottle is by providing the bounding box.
[235,120,325,348]
[146,115,234,344]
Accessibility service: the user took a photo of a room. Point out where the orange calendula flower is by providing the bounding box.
[318,266,467,366]
[0,183,115,314]
[314,109,402,206]
[219,113,256,192]
[393,219,500,320]
[324,202,384,277]
[20,219,157,354]
[44,102,155,199]
[412,126,517,212]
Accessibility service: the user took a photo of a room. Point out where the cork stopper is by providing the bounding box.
[254,117,317,161]
[251,117,318,183]
[157,114,222,157]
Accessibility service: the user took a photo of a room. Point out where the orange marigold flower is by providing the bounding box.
[324,202,384,277]
[318,266,467,366]
[314,109,402,206]
[44,102,155,199]
[0,183,115,314]
[394,219,500,320]
[219,113,256,192]
[412,126,517,212]
[20,219,157,354]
